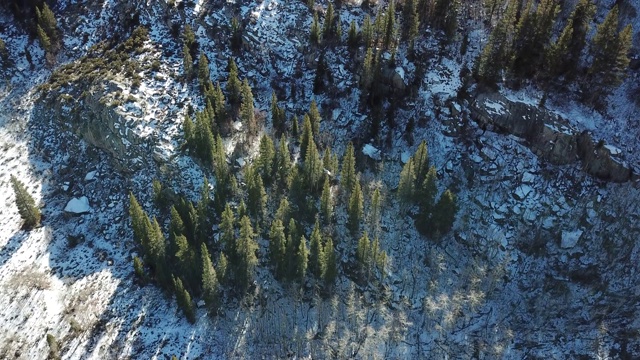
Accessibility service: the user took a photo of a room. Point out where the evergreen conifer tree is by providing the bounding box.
[173,276,196,323]
[320,176,333,224]
[299,114,314,162]
[226,58,242,106]
[10,175,41,229]
[348,176,364,236]
[341,142,356,197]
[240,79,257,136]
[309,100,321,136]
[398,159,415,207]
[295,235,309,284]
[198,53,210,90]
[311,11,321,44]
[257,134,276,184]
[269,219,287,278]
[183,45,192,78]
[236,216,258,290]
[221,204,236,261]
[348,20,359,49]
[201,243,220,315]
[323,237,337,287]
[431,189,457,234]
[309,221,325,279]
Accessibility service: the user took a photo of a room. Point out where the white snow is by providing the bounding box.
[484,99,506,115]
[64,197,92,214]
[84,170,97,181]
[362,144,382,161]
[604,145,622,156]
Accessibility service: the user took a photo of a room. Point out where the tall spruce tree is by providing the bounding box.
[295,235,309,284]
[348,176,364,236]
[237,216,258,290]
[227,58,242,106]
[323,237,337,287]
[341,142,356,197]
[320,176,333,224]
[431,189,457,234]
[10,175,41,229]
[397,158,415,207]
[240,79,258,136]
[269,219,287,278]
[309,221,325,279]
[201,243,220,315]
[299,114,314,162]
[173,276,196,323]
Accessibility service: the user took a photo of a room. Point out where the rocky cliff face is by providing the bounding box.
[470,92,636,182]
[36,78,148,172]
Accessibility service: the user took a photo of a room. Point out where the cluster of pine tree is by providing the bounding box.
[35,2,58,54]
[475,0,632,106]
[398,141,458,236]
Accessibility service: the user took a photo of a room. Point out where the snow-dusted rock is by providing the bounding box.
[64,196,92,214]
[362,144,381,161]
[561,230,583,249]
[513,185,533,200]
[84,170,97,181]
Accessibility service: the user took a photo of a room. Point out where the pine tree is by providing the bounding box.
[183,45,193,78]
[246,165,267,222]
[309,221,325,279]
[129,192,148,245]
[320,176,333,224]
[323,2,335,40]
[398,159,415,207]
[226,58,242,106]
[10,175,41,229]
[173,276,196,323]
[240,79,258,136]
[546,19,573,79]
[383,0,396,49]
[175,234,197,289]
[183,24,196,50]
[195,178,211,246]
[148,218,168,283]
[402,0,420,42]
[418,166,437,214]
[201,244,220,315]
[295,235,309,284]
[370,187,381,235]
[511,0,559,78]
[217,252,228,285]
[362,15,373,48]
[198,53,210,90]
[559,0,596,79]
[341,142,356,197]
[271,92,286,135]
[357,231,371,268]
[133,256,145,279]
[348,20,359,49]
[291,115,299,139]
[588,6,633,94]
[257,134,276,184]
[37,25,51,52]
[276,135,292,190]
[299,114,314,162]
[361,46,374,91]
[269,219,287,278]
[322,147,338,177]
[413,140,429,185]
[36,3,57,45]
[275,197,292,225]
[431,189,457,234]
[303,136,323,192]
[221,204,236,261]
[475,0,517,85]
[323,237,337,287]
[348,176,363,236]
[309,100,321,136]
[311,11,321,44]
[236,216,258,290]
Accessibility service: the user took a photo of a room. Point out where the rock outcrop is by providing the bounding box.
[36,78,149,172]
[470,92,635,182]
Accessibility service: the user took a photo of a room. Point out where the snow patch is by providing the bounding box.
[561,230,583,249]
[64,196,92,214]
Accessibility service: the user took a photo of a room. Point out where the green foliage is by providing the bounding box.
[271,92,286,136]
[276,135,292,190]
[10,175,41,229]
[299,114,314,162]
[348,176,363,236]
[362,15,373,48]
[417,166,437,214]
[257,134,276,184]
[133,256,145,280]
[221,204,236,261]
[398,159,415,207]
[475,0,517,86]
[46,333,60,360]
[201,244,220,315]
[217,252,229,285]
[295,235,309,284]
[431,189,458,234]
[291,115,299,138]
[348,20,359,49]
[173,276,196,323]
[356,232,386,281]
[309,221,325,279]
[236,216,258,291]
[320,176,333,224]
[587,5,633,99]
[226,58,242,106]
[183,45,193,78]
[323,237,337,287]
[310,11,321,44]
[402,0,419,41]
[37,25,51,51]
[245,165,267,223]
[240,79,258,136]
[303,134,323,193]
[269,219,287,279]
[383,0,396,49]
[309,100,321,136]
[198,53,210,90]
[340,142,356,198]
